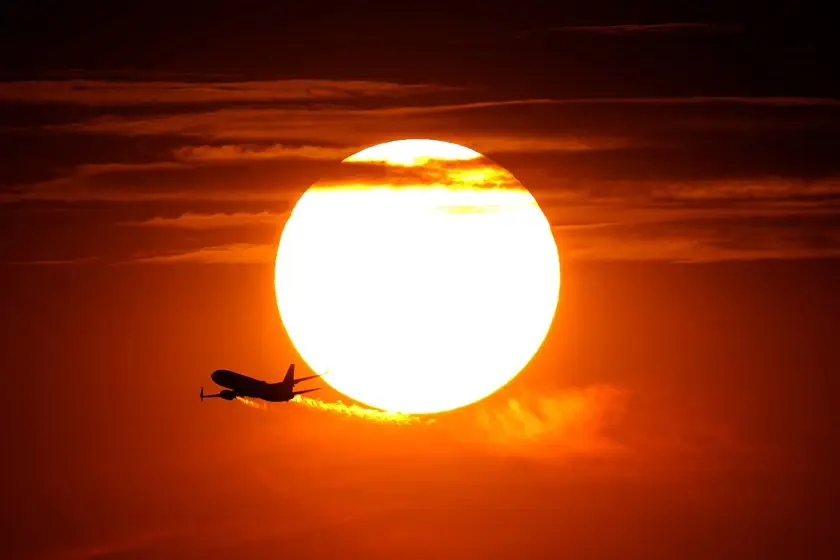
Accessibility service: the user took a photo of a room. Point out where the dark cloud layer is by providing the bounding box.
[1,7,839,265]
[531,22,743,36]
[0,79,458,105]
[2,81,839,263]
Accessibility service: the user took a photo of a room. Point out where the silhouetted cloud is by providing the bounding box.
[173,136,621,163]
[38,97,836,156]
[1,162,303,202]
[538,22,741,35]
[548,96,840,106]
[3,79,839,263]
[554,216,840,262]
[123,211,286,229]
[0,79,460,105]
[174,144,358,162]
[46,101,635,150]
[3,256,99,265]
[128,243,275,264]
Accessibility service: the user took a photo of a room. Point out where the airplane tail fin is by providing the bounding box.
[283,363,295,385]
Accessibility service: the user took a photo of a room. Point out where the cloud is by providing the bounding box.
[536,177,840,262]
[537,22,741,35]
[557,97,840,106]
[8,164,840,263]
[1,161,307,203]
[3,256,99,266]
[45,96,838,149]
[3,77,838,264]
[123,211,287,229]
[553,216,840,262]
[48,100,627,147]
[174,144,358,162]
[0,79,460,105]
[537,176,840,207]
[127,243,275,264]
[173,136,620,164]
[648,177,840,204]
[462,385,628,458]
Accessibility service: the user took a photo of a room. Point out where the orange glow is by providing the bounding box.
[275,139,561,414]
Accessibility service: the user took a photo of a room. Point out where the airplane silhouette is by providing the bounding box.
[200,364,322,403]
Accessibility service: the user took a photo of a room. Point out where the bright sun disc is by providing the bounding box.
[275,139,561,414]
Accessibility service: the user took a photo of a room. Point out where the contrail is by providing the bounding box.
[235,396,269,410]
[292,395,428,424]
[235,394,427,424]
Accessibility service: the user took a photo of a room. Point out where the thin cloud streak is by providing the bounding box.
[43,100,564,141]
[0,79,461,105]
[127,243,275,264]
[554,221,840,263]
[2,176,295,203]
[175,144,359,162]
[3,256,99,266]
[173,136,624,163]
[47,96,840,142]
[537,22,741,35]
[123,211,287,229]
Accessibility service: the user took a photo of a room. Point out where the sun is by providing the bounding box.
[274,139,560,414]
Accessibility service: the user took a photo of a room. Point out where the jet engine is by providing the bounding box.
[219,390,237,400]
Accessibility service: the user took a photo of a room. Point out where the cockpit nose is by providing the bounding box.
[211,369,230,383]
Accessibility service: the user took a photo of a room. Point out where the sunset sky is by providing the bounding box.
[2,2,839,559]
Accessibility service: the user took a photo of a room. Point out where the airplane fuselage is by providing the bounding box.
[201,364,320,404]
[210,369,296,402]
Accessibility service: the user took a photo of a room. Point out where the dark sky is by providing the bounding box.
[2,2,839,559]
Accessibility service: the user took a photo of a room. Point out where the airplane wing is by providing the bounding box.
[293,387,321,396]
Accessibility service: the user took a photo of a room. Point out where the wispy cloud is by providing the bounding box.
[173,136,620,163]
[537,22,741,35]
[46,100,618,145]
[540,177,840,261]
[554,217,840,262]
[123,211,287,229]
[46,96,838,145]
[554,96,840,106]
[1,162,302,203]
[547,176,840,206]
[127,243,275,264]
[174,144,359,162]
[3,256,99,266]
[0,79,460,105]
[462,384,628,458]
[4,78,839,264]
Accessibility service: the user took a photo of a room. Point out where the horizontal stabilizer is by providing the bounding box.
[292,373,322,385]
[200,387,223,401]
[293,387,321,396]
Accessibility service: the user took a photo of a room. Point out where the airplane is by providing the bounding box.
[200,364,322,403]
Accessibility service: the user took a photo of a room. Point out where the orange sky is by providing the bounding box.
[4,259,838,558]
